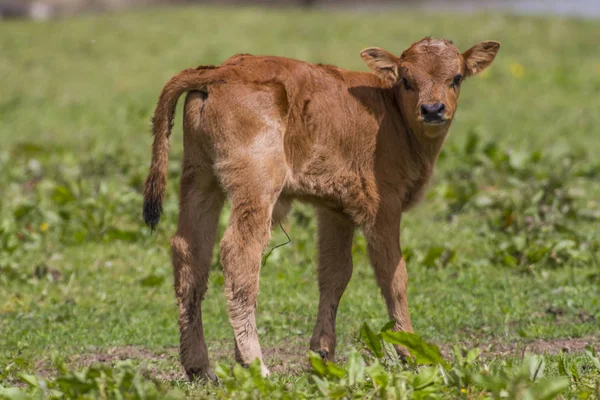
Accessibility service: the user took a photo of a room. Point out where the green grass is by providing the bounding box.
[1,5,600,399]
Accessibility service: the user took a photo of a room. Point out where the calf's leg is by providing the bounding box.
[217,142,286,376]
[366,213,413,356]
[310,208,355,361]
[220,196,279,376]
[172,168,224,381]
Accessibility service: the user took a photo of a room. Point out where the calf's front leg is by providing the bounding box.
[366,214,414,356]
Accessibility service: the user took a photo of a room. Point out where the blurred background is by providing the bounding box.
[2,0,600,20]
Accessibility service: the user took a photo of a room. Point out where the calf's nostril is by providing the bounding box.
[421,103,446,119]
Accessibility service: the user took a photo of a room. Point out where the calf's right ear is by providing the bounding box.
[361,47,400,85]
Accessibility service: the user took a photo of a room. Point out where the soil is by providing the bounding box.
[30,334,598,381]
[438,335,600,360]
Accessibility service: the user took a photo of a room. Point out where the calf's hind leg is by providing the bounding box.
[310,208,355,361]
[217,141,287,376]
[172,169,224,381]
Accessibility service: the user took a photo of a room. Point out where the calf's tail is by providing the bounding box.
[143,67,218,230]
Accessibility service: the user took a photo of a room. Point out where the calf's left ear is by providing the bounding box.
[361,47,400,85]
[462,41,500,77]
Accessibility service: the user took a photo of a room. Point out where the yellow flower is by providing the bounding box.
[40,223,49,232]
[460,388,467,394]
[2,305,14,313]
[510,63,525,78]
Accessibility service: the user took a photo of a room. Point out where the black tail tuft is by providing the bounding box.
[143,197,162,231]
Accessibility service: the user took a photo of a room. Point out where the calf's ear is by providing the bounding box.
[462,41,500,77]
[360,47,400,85]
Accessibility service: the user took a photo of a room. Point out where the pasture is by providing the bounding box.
[1,6,600,398]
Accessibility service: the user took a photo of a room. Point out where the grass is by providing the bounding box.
[1,5,600,399]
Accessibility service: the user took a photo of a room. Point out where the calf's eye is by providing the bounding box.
[451,74,463,88]
[401,78,413,91]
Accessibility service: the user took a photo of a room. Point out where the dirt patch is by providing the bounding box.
[209,338,310,375]
[23,335,599,383]
[68,345,176,365]
[263,344,311,375]
[26,346,183,383]
[439,335,600,359]
[60,340,311,380]
[67,346,183,381]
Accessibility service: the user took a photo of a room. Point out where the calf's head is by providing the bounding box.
[361,37,500,137]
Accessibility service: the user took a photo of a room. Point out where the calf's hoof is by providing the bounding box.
[317,350,329,360]
[395,344,411,363]
[240,362,271,377]
[260,363,271,377]
[186,367,218,383]
[311,347,335,361]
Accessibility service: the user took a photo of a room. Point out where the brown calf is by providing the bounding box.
[143,37,500,380]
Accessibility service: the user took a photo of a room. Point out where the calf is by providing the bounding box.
[143,37,500,380]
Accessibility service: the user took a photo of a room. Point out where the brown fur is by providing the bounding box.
[143,37,500,380]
